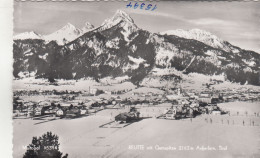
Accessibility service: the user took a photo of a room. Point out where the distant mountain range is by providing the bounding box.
[13,10,260,86]
[14,22,94,45]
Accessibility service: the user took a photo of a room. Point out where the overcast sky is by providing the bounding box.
[14,1,260,53]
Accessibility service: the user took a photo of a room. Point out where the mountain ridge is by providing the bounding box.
[13,10,260,86]
[14,22,95,45]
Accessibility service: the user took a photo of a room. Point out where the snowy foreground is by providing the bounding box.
[13,102,260,158]
[13,78,260,157]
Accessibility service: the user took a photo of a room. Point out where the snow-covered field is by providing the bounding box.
[13,77,136,92]
[13,72,260,94]
[13,102,260,158]
[141,68,260,92]
[218,101,260,116]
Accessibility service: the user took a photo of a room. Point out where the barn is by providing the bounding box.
[115,113,132,123]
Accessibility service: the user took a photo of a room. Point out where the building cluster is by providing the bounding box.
[14,90,82,96]
[12,85,260,122]
[115,107,140,123]
[162,87,260,120]
[164,101,223,120]
[13,98,89,119]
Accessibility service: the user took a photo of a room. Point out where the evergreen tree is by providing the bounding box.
[23,132,68,158]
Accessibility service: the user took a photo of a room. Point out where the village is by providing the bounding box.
[13,82,260,124]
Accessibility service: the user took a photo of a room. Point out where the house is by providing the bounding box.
[62,94,75,101]
[166,95,179,101]
[41,106,58,115]
[158,94,163,98]
[165,109,176,119]
[90,88,98,95]
[26,107,34,117]
[104,90,112,95]
[198,92,212,103]
[212,79,224,84]
[56,109,65,117]
[199,92,211,98]
[212,110,221,115]
[80,109,88,115]
[83,100,95,108]
[200,107,208,114]
[13,110,21,117]
[80,108,88,115]
[190,100,199,108]
[180,99,190,105]
[34,107,43,116]
[16,99,24,104]
[115,113,132,123]
[38,101,51,106]
[186,108,194,118]
[89,88,104,96]
[24,102,35,107]
[115,107,140,123]
[129,107,140,118]
[112,100,117,105]
[65,107,80,118]
[211,97,221,104]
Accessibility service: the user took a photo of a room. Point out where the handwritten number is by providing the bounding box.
[146,4,152,10]
[134,3,139,9]
[126,2,132,8]
[140,3,145,9]
[127,3,157,11]
[151,5,157,11]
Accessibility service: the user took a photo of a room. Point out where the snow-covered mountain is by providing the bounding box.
[160,29,235,53]
[44,22,95,45]
[14,22,95,45]
[43,23,82,45]
[97,10,138,44]
[13,10,260,86]
[14,31,42,40]
[82,22,94,33]
[99,10,137,31]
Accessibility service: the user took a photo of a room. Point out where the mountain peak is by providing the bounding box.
[43,23,82,45]
[84,22,94,28]
[61,23,77,30]
[14,31,42,40]
[29,31,39,35]
[160,29,232,52]
[100,10,135,30]
[82,22,94,32]
[189,29,213,35]
[115,9,125,15]
[114,10,134,23]
[161,28,216,38]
